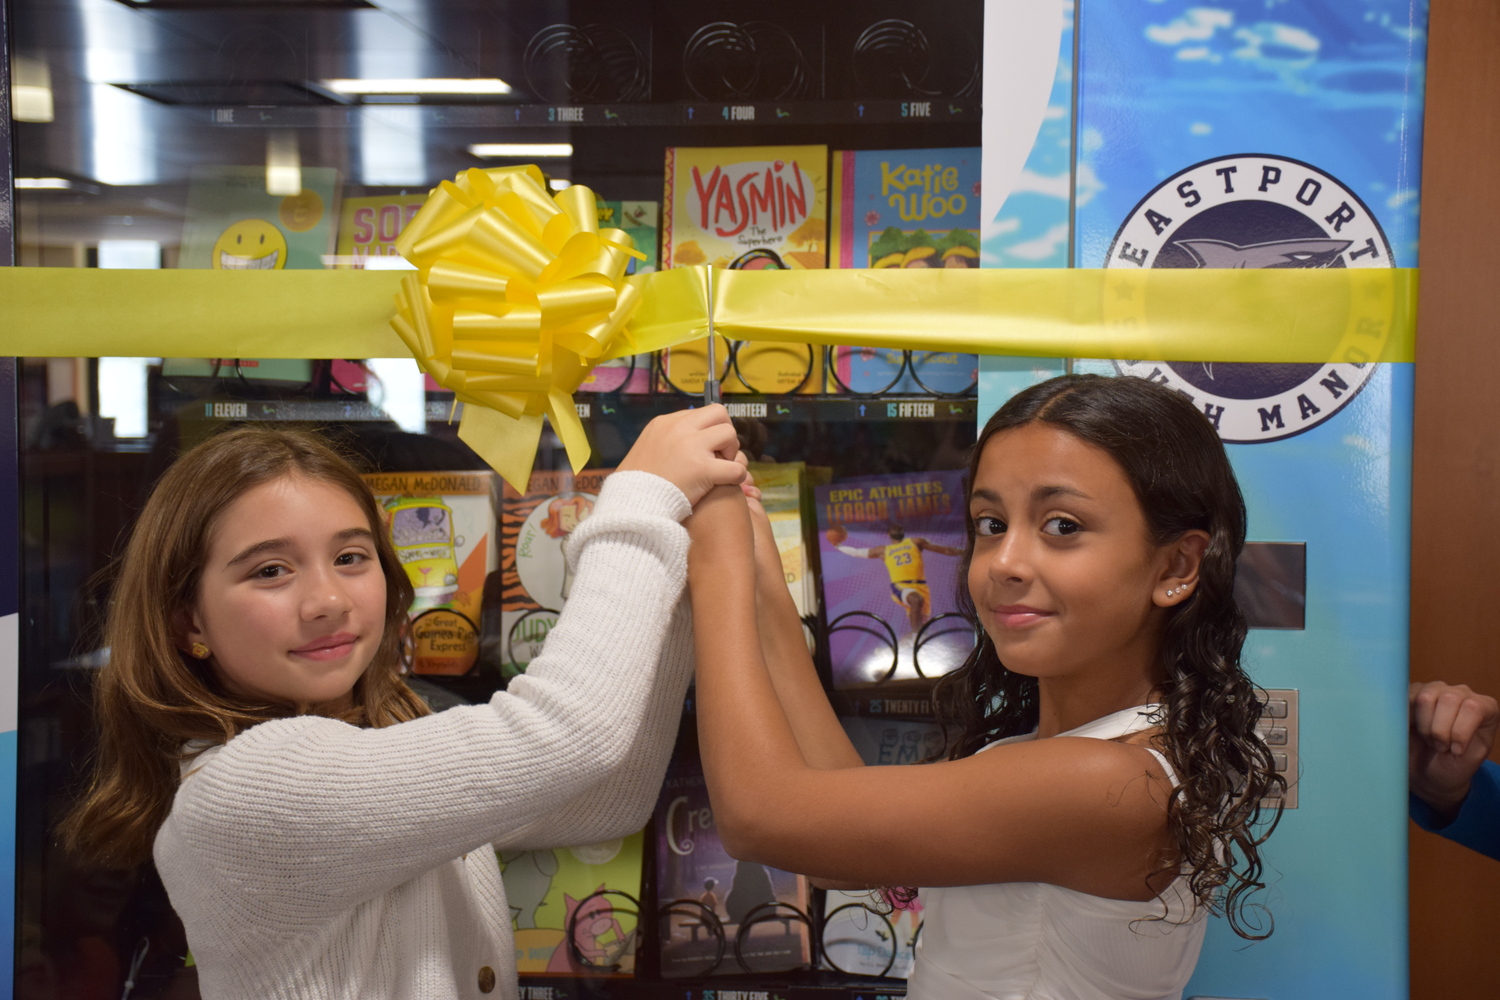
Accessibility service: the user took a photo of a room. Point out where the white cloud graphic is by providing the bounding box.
[1232,22,1321,63]
[1145,8,1233,46]
[1003,161,1102,208]
[1177,46,1222,63]
[1004,224,1071,261]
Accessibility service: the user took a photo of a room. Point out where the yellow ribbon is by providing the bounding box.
[387,165,647,487]
[631,266,1416,367]
[0,257,1417,489]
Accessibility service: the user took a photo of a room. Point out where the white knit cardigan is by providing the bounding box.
[155,471,696,1000]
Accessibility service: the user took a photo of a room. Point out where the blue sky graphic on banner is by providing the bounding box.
[980,0,1076,269]
[1076,0,1426,269]
[980,0,1426,996]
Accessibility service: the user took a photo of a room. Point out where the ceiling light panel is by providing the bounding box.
[468,143,573,159]
[323,79,512,96]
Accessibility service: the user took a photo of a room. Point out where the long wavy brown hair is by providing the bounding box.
[932,373,1284,939]
[59,427,430,869]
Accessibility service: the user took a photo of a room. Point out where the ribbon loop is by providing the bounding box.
[390,170,643,487]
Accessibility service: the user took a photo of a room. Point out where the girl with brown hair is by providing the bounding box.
[687,374,1284,1000]
[61,406,745,999]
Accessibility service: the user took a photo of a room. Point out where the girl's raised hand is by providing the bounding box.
[617,405,747,505]
[1410,680,1500,822]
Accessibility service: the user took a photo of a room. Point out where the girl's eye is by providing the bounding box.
[974,516,1006,537]
[335,551,369,567]
[1043,517,1081,537]
[255,564,288,579]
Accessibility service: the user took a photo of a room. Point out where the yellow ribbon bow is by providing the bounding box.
[390,165,646,488]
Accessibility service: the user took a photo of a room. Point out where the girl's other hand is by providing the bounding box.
[1410,680,1500,822]
[617,405,746,505]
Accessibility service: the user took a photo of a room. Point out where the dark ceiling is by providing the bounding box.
[11,0,984,247]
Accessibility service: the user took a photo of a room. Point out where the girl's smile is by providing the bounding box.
[988,604,1055,629]
[290,631,361,661]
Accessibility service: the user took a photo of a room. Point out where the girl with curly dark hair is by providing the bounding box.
[686,373,1283,999]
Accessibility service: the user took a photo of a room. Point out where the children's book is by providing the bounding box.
[661,144,828,395]
[581,198,658,394]
[814,470,972,693]
[335,193,427,268]
[838,715,948,767]
[498,468,613,681]
[663,144,827,271]
[654,734,813,978]
[747,461,817,619]
[828,148,980,395]
[180,165,340,270]
[595,198,660,273]
[820,888,923,981]
[818,715,945,978]
[362,471,499,676]
[498,831,645,977]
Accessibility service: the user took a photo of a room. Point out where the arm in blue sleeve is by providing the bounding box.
[1411,759,1500,862]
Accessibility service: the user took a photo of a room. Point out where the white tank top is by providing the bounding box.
[909,704,1206,1000]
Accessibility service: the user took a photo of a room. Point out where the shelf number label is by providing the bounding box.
[722,105,755,121]
[206,402,249,418]
[549,106,583,122]
[901,101,932,117]
[888,401,935,418]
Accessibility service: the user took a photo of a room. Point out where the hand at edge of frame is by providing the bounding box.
[1410,680,1500,823]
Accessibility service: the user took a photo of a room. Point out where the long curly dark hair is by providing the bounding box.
[932,373,1284,939]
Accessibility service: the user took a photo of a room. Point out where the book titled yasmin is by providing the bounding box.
[662,145,828,270]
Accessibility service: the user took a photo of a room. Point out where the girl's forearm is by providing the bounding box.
[688,487,812,853]
[754,551,864,770]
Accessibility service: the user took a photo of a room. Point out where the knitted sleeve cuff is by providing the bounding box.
[562,471,691,572]
[594,470,692,522]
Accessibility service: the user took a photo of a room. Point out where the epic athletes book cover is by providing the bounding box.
[814,470,971,691]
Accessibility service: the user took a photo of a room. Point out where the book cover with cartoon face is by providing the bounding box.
[181,165,340,270]
[498,832,645,977]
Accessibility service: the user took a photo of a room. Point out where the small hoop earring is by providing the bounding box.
[190,642,211,660]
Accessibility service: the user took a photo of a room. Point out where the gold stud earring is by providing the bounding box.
[190,642,211,659]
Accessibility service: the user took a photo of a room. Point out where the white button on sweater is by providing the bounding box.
[155,471,697,1000]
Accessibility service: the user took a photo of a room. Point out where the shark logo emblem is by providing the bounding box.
[1174,238,1351,270]
[1105,154,1394,443]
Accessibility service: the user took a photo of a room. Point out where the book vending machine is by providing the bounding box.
[1,0,1423,997]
